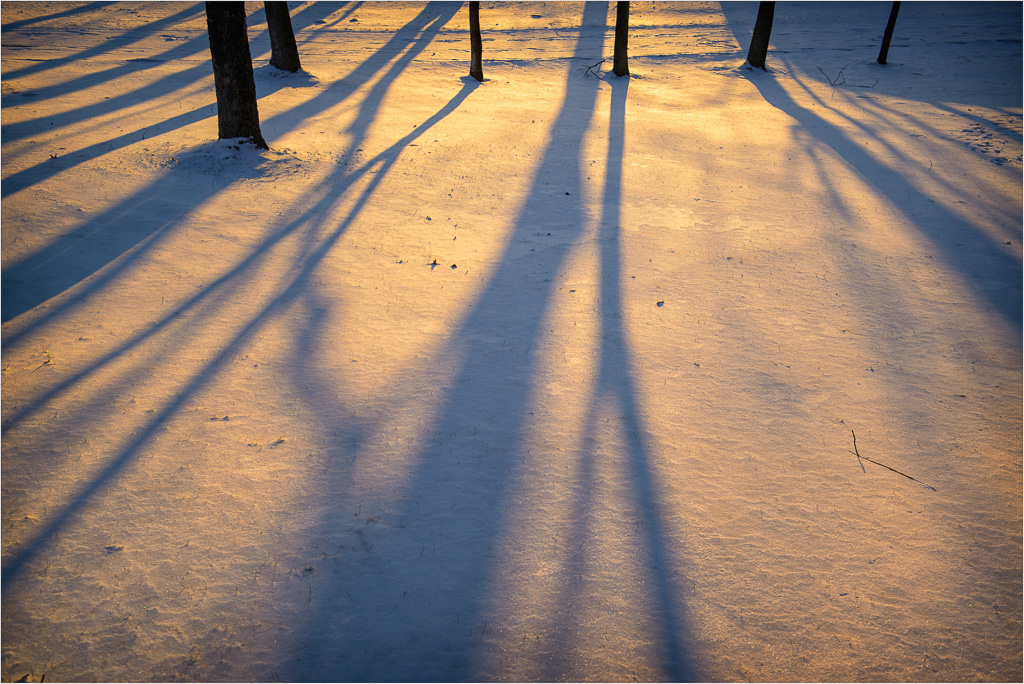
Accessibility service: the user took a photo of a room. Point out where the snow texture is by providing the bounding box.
[2,2,1021,681]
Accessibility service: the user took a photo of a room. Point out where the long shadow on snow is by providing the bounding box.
[749,69,1021,325]
[1,3,457,331]
[284,6,696,682]
[0,1,346,200]
[532,74,697,683]
[719,4,1021,327]
[1,4,460,442]
[1,8,468,592]
[1,2,110,32]
[0,3,205,84]
[0,1,339,114]
[258,3,461,137]
[0,84,476,596]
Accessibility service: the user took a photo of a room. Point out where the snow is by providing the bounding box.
[1,1,1021,681]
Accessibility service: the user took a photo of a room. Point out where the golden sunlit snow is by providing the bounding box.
[2,2,1021,681]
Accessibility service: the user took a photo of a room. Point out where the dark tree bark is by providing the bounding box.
[877,1,901,65]
[265,1,301,72]
[746,1,775,71]
[612,1,630,77]
[469,1,483,81]
[206,2,267,148]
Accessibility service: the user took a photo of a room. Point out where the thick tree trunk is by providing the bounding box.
[205,2,267,148]
[469,1,483,81]
[877,1,901,65]
[265,1,301,72]
[612,1,629,77]
[746,1,775,71]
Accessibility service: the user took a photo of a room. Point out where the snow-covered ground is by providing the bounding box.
[2,1,1021,681]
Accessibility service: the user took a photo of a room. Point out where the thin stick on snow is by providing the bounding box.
[818,61,855,98]
[853,430,866,473]
[580,59,605,78]
[851,430,937,491]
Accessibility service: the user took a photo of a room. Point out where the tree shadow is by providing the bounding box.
[2,2,701,679]
[1,2,110,32]
[1,3,459,331]
[0,1,358,199]
[0,1,337,114]
[0,3,205,84]
[751,68,1020,325]
[258,2,458,136]
[718,4,1021,327]
[281,6,697,682]
[1,3,466,593]
[535,73,698,683]
[2,145,243,326]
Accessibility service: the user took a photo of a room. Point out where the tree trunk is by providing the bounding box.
[265,1,301,72]
[877,1,900,65]
[206,2,267,148]
[612,1,629,77]
[469,1,483,81]
[746,1,775,71]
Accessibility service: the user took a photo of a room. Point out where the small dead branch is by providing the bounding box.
[580,59,605,78]
[851,430,937,491]
[818,61,855,97]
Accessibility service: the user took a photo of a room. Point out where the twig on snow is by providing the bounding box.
[818,61,856,97]
[851,429,937,491]
[580,59,605,78]
[852,430,866,472]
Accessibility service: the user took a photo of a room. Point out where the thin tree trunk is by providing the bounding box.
[612,1,630,77]
[265,1,301,72]
[205,2,267,148]
[746,1,775,71]
[469,1,483,81]
[877,1,900,65]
